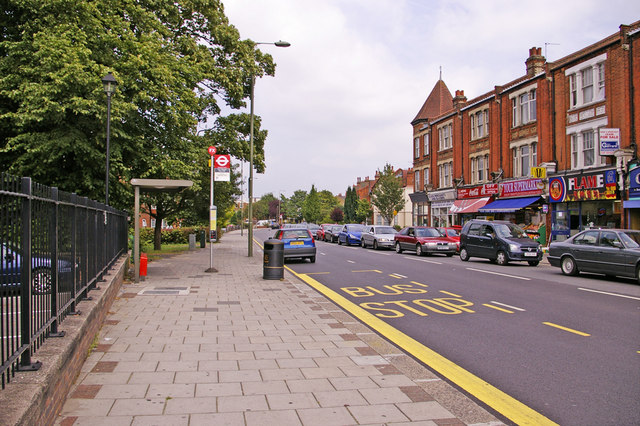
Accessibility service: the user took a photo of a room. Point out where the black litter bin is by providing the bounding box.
[199,230,206,248]
[263,239,284,280]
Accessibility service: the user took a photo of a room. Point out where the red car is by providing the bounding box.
[394,226,457,256]
[317,223,337,241]
[437,226,462,252]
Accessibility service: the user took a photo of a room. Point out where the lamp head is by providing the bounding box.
[102,72,118,95]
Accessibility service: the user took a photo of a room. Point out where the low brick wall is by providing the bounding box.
[0,254,129,426]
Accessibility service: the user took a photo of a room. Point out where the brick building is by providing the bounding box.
[410,20,640,243]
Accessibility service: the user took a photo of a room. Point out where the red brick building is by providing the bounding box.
[410,20,640,243]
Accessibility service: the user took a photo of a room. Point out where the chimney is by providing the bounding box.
[453,90,467,108]
[357,177,361,183]
[526,47,545,77]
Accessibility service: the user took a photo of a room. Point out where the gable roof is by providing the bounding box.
[411,79,454,125]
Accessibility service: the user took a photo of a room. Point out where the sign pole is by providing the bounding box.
[206,146,218,272]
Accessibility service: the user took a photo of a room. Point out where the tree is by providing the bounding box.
[302,185,323,223]
[253,193,276,221]
[344,186,358,223]
[355,199,373,224]
[371,164,405,225]
[286,190,307,223]
[318,189,339,222]
[330,207,344,223]
[0,0,275,217]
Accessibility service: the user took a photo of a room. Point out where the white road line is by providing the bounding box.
[347,260,356,264]
[466,267,530,281]
[491,301,526,311]
[390,273,408,278]
[405,256,443,265]
[578,287,640,301]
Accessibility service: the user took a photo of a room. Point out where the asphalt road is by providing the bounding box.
[255,228,640,426]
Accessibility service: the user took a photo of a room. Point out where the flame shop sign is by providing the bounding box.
[548,169,617,203]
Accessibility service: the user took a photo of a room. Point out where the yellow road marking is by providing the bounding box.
[389,274,404,279]
[352,270,382,273]
[285,266,558,426]
[483,304,514,314]
[543,322,590,337]
[410,281,428,287]
[440,290,462,297]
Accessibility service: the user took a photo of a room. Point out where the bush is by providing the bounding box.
[132,226,207,249]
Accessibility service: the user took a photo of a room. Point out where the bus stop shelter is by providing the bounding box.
[131,178,193,282]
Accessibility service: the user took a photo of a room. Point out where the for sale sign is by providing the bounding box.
[599,128,620,155]
[214,154,231,182]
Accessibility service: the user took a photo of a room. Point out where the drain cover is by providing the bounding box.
[137,286,190,296]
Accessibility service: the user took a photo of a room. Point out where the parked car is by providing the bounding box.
[316,223,336,241]
[361,225,398,250]
[394,226,457,256]
[548,228,640,281]
[325,225,343,243]
[306,223,320,238]
[338,224,366,246]
[1,243,73,295]
[438,226,462,252]
[459,220,542,265]
[271,228,316,263]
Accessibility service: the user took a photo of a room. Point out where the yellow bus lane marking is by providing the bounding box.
[410,281,428,287]
[483,304,514,314]
[440,290,462,297]
[285,266,558,426]
[543,322,590,337]
[389,273,407,279]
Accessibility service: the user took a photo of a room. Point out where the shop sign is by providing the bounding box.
[499,178,544,198]
[457,184,499,199]
[629,168,640,198]
[428,189,456,202]
[548,169,617,202]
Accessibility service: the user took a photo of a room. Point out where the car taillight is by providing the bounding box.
[278,233,283,240]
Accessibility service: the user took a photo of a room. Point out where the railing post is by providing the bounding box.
[19,177,41,371]
[49,188,64,337]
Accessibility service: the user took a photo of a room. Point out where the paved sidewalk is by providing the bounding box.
[56,231,503,426]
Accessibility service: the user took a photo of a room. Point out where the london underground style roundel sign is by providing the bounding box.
[207,146,216,156]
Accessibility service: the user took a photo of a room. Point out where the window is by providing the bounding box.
[512,89,536,127]
[414,137,420,158]
[423,134,430,156]
[511,142,537,177]
[470,109,489,140]
[151,219,156,228]
[142,219,147,227]
[414,169,420,191]
[423,167,430,188]
[471,154,490,183]
[565,54,607,108]
[570,130,604,169]
[438,123,452,150]
[438,162,452,187]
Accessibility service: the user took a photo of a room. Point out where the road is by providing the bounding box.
[255,228,640,426]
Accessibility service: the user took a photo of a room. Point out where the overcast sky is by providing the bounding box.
[221,0,640,199]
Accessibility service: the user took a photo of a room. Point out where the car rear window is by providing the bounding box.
[282,230,311,239]
[416,228,440,237]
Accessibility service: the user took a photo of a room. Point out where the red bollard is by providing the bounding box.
[140,253,148,277]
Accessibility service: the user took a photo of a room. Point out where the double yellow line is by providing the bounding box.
[285,265,557,426]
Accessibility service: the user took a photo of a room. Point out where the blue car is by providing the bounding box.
[338,224,366,246]
[272,228,317,263]
[1,243,73,295]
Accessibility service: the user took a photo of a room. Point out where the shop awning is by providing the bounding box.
[449,197,491,214]
[478,196,541,213]
[623,199,640,208]
[409,191,429,203]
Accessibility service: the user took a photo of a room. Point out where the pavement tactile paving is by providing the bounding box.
[55,231,504,425]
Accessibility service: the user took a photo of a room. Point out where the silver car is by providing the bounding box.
[361,225,398,250]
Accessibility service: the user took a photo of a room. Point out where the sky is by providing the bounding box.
[220,0,640,199]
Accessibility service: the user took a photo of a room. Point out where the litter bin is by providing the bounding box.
[263,239,284,280]
[199,230,206,248]
[140,253,148,278]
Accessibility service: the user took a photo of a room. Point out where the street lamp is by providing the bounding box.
[248,40,290,257]
[102,72,117,205]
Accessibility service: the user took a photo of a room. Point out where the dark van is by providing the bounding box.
[459,220,543,266]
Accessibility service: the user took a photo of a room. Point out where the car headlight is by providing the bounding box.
[509,244,518,252]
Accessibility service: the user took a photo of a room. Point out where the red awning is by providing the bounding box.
[449,197,491,214]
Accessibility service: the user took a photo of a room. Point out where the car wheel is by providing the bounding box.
[416,244,423,256]
[373,240,379,250]
[338,239,342,245]
[496,251,508,266]
[309,256,316,263]
[528,260,539,266]
[32,267,52,294]
[636,265,640,284]
[361,239,366,248]
[459,247,469,261]
[560,256,578,276]
[395,242,403,253]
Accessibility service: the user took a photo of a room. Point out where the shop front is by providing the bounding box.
[449,184,498,225]
[428,189,456,227]
[409,191,429,226]
[622,167,640,229]
[548,168,619,241]
[478,178,546,242]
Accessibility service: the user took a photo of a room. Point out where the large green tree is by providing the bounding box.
[0,0,275,229]
[343,186,358,223]
[371,164,404,225]
[302,185,322,224]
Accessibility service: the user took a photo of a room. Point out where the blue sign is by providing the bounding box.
[630,168,640,198]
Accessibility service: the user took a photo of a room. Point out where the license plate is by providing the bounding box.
[524,252,537,257]
[290,241,304,245]
[437,246,448,250]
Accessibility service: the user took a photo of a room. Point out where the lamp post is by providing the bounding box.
[102,72,117,205]
[248,40,290,257]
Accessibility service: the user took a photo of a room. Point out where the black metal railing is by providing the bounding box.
[0,173,128,388]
